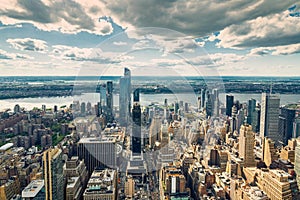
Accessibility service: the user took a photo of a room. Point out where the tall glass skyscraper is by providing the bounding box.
[119,68,131,126]
[260,93,280,145]
[106,81,114,122]
[132,89,141,156]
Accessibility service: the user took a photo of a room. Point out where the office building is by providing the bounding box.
[293,117,300,138]
[106,81,114,123]
[260,93,280,145]
[83,169,117,200]
[279,105,297,145]
[201,89,206,108]
[64,156,88,200]
[43,147,64,200]
[226,95,234,117]
[262,137,277,167]
[295,145,300,190]
[239,125,256,167]
[22,180,45,200]
[78,137,117,174]
[132,89,142,156]
[256,169,293,200]
[119,68,131,126]
[99,84,106,106]
[251,105,261,133]
[247,98,256,124]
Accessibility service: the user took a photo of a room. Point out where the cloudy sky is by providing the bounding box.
[0,0,299,76]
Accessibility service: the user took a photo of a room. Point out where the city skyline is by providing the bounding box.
[0,1,299,76]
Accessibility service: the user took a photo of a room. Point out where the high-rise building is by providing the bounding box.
[132,89,142,156]
[293,117,300,138]
[64,156,88,200]
[81,102,86,115]
[78,137,117,174]
[247,98,256,124]
[99,84,106,105]
[201,89,206,108]
[174,102,179,114]
[83,169,117,200]
[106,81,114,123]
[205,91,213,117]
[279,106,296,146]
[262,137,277,167]
[22,180,45,200]
[149,116,161,147]
[212,88,220,117]
[260,93,280,145]
[295,144,300,190]
[239,124,256,167]
[119,68,131,126]
[43,147,64,200]
[226,95,234,117]
[251,104,261,133]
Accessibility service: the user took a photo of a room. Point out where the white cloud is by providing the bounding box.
[51,45,133,63]
[7,38,47,52]
[216,10,300,50]
[250,44,300,56]
[0,0,114,35]
[0,49,33,59]
[113,41,127,46]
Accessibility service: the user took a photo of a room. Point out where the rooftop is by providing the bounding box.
[22,180,44,198]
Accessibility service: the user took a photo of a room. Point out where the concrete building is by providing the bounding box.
[83,169,117,200]
[78,137,117,174]
[239,125,256,167]
[262,137,277,167]
[64,156,88,200]
[22,180,45,200]
[256,169,293,200]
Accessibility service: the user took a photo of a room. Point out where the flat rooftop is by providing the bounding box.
[22,180,44,198]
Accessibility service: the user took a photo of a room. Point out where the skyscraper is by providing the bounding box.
[279,106,296,145]
[260,93,280,145]
[201,89,206,108]
[247,98,256,124]
[212,88,219,117]
[238,124,256,167]
[78,137,117,174]
[251,104,261,133]
[226,95,234,117]
[106,81,114,123]
[43,147,64,200]
[295,144,300,190]
[132,89,142,156]
[119,68,131,126]
[99,84,106,106]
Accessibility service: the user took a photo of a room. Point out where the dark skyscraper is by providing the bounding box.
[279,106,296,145]
[251,105,261,133]
[119,68,131,126]
[132,89,141,156]
[247,98,256,124]
[260,93,280,145]
[106,81,113,122]
[226,95,234,117]
[201,89,206,108]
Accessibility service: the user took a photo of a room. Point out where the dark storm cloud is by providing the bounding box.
[0,0,95,31]
[105,0,296,37]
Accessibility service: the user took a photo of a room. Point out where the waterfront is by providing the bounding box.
[1,92,300,111]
